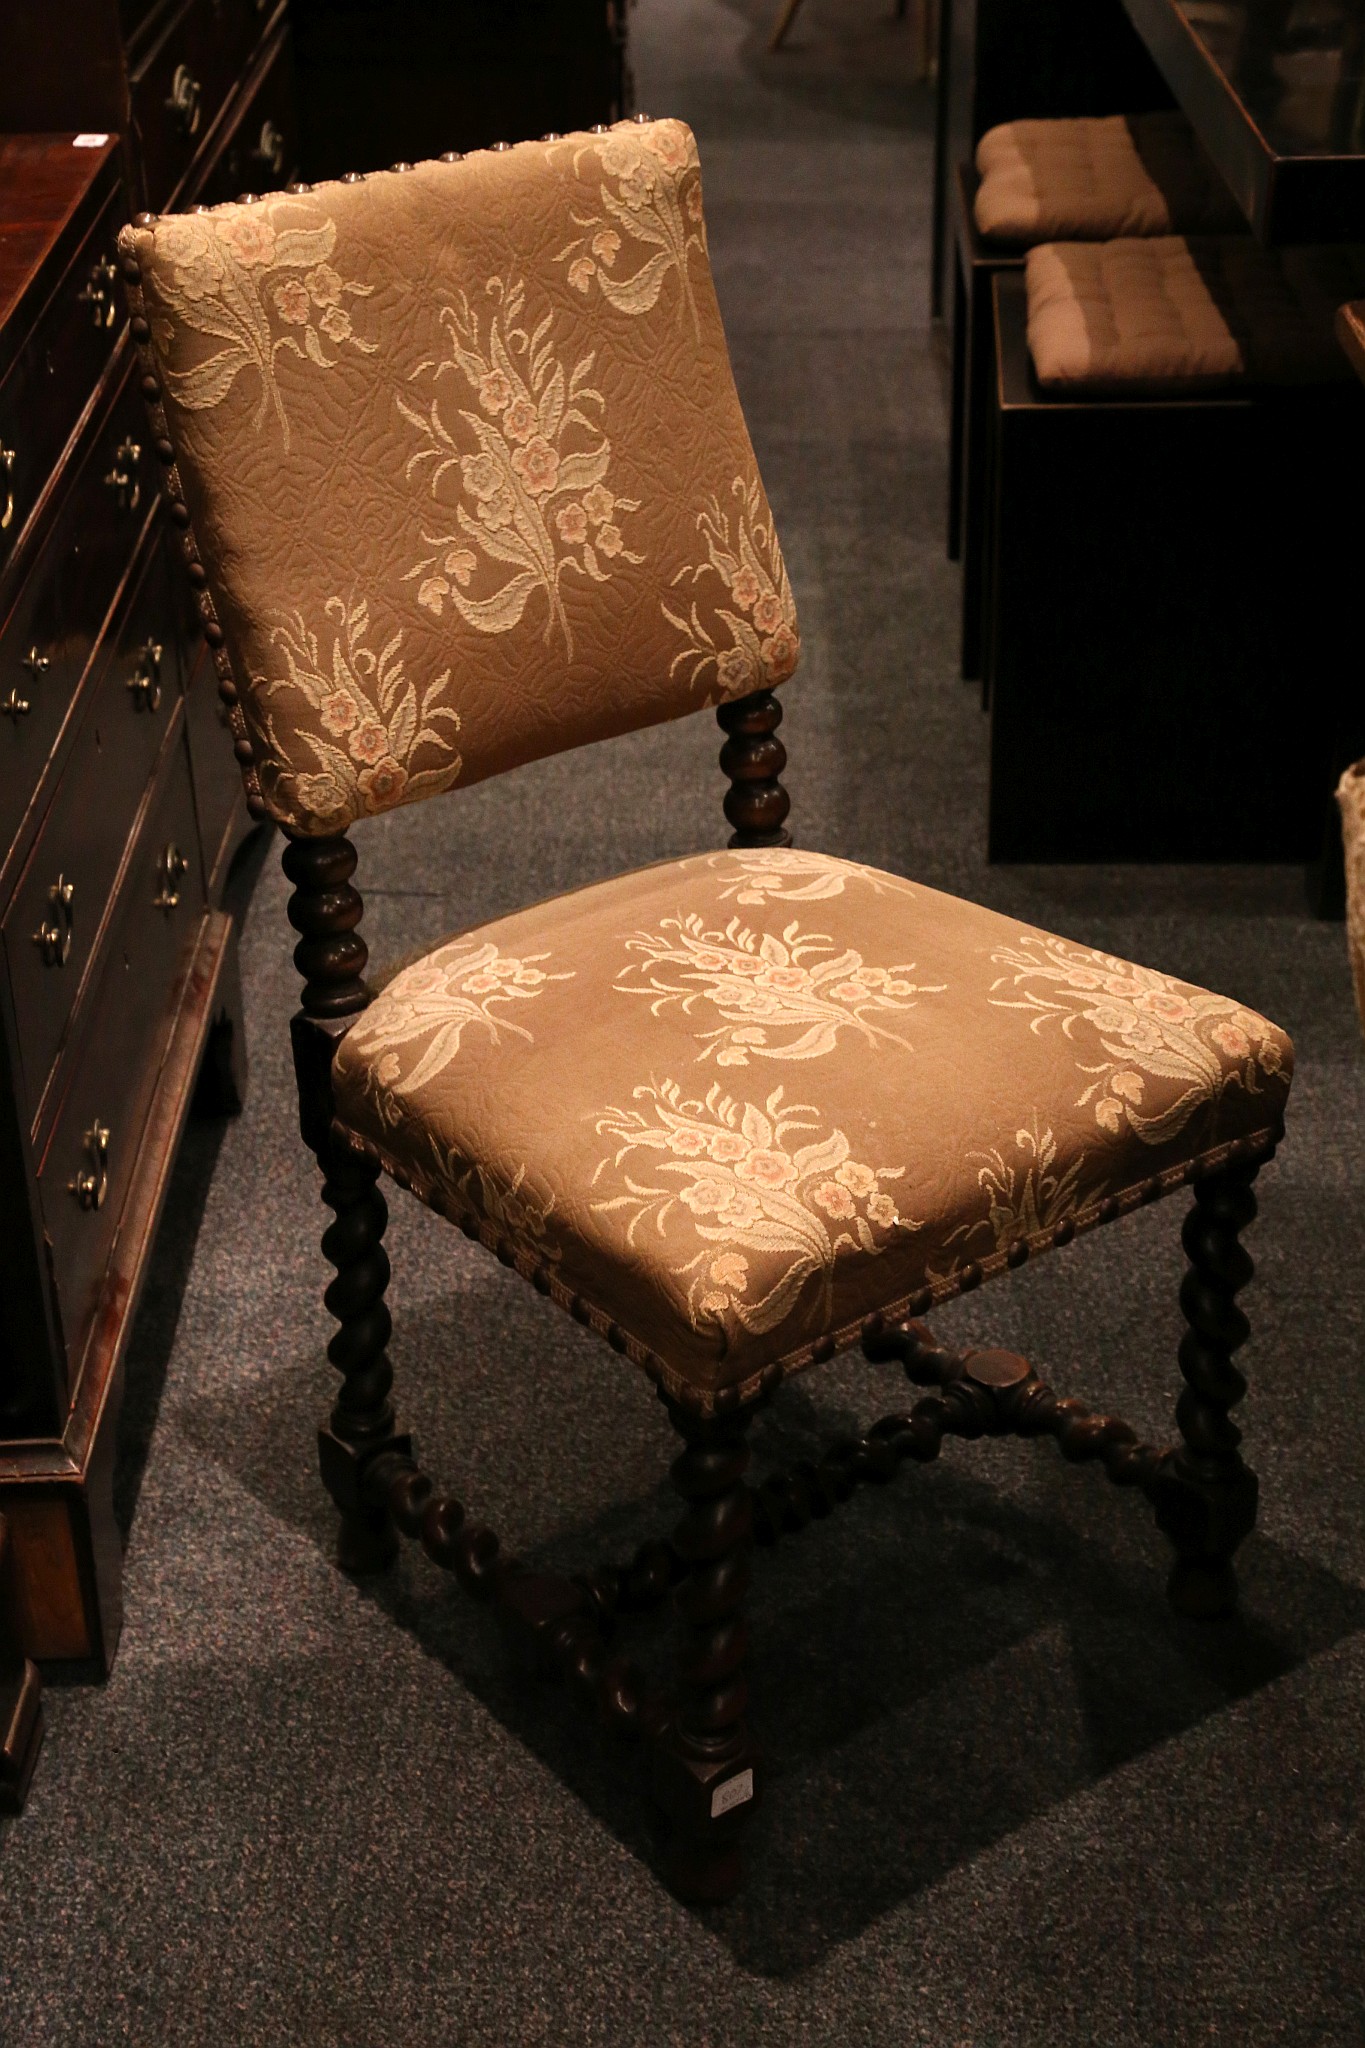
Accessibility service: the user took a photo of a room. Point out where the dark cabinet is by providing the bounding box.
[0,1,299,1676]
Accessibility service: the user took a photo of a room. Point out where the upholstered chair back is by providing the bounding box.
[119,121,799,837]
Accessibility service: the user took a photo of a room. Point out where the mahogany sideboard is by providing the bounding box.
[0,2,301,1679]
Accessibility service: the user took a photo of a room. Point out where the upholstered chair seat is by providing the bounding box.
[335,847,1290,1409]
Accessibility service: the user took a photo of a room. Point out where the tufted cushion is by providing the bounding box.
[974,113,1243,247]
[1025,236,1365,394]
[119,123,797,836]
[331,847,1293,1410]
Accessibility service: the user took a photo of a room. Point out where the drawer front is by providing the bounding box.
[4,538,181,1122]
[0,185,125,575]
[132,0,273,211]
[0,365,156,855]
[182,636,245,889]
[191,22,300,209]
[37,719,205,1370]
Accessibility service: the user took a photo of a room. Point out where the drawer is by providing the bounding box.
[4,537,181,1126]
[190,22,301,208]
[0,365,156,857]
[182,636,245,890]
[0,185,125,576]
[131,0,273,211]
[37,718,205,1373]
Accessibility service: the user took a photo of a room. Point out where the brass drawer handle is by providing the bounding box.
[69,1120,110,1212]
[1,442,14,530]
[78,255,119,330]
[2,647,51,721]
[126,638,163,713]
[166,63,203,138]
[154,841,188,911]
[33,874,75,966]
[252,120,287,177]
[103,437,142,513]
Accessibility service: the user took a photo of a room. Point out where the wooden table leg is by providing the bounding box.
[0,1511,44,1814]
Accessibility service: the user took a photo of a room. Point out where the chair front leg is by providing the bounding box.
[653,1399,759,1905]
[1154,1158,1262,1618]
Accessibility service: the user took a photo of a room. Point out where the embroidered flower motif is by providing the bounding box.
[948,1115,1090,1262]
[259,595,463,829]
[357,757,407,807]
[592,1080,914,1343]
[320,689,358,735]
[555,120,705,328]
[615,911,943,1064]
[349,721,389,765]
[305,264,342,306]
[145,200,375,449]
[989,933,1291,1145]
[399,275,643,657]
[342,938,574,1130]
[273,278,310,324]
[510,434,559,495]
[663,475,800,702]
[703,847,921,908]
[504,396,539,443]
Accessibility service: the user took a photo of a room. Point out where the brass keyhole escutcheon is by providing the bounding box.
[103,437,142,513]
[4,644,50,719]
[69,1120,110,1212]
[0,442,15,530]
[253,120,286,175]
[33,874,75,966]
[154,841,188,912]
[127,638,163,713]
[78,254,119,329]
[166,63,202,137]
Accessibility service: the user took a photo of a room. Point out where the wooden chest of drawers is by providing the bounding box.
[0,5,299,1678]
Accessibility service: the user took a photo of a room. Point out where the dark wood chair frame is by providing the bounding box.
[124,230,1272,1910]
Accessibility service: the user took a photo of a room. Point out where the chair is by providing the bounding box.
[119,117,1295,1903]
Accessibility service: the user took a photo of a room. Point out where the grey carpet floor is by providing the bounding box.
[4,2,1365,2041]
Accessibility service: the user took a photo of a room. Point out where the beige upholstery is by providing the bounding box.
[1025,236,1365,394]
[1339,762,1365,1039]
[332,848,1292,1408]
[119,123,797,836]
[975,112,1243,247]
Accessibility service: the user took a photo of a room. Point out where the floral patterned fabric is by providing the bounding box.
[331,849,1294,1408]
[119,122,798,834]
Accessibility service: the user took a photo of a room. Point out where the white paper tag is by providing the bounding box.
[710,1768,754,1819]
[73,134,110,148]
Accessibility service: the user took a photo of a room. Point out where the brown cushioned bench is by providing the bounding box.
[950,113,1242,679]
[980,250,1365,862]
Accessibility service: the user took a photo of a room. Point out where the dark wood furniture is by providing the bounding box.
[289,0,631,178]
[981,269,1365,860]
[0,1511,43,1812]
[1118,0,1365,242]
[931,0,1172,320]
[0,1,301,1679]
[947,161,1022,680]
